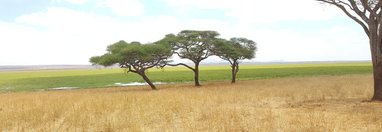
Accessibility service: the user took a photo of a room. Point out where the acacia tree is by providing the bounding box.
[161,30,219,86]
[213,38,257,83]
[316,0,382,101]
[89,40,172,90]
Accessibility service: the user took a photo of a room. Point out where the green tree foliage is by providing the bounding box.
[89,40,172,90]
[161,30,220,86]
[213,37,257,83]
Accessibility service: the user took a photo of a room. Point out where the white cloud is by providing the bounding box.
[15,7,115,32]
[97,0,144,16]
[51,0,145,16]
[0,1,372,65]
[160,0,230,10]
[3,8,187,65]
[0,21,59,65]
[159,0,369,62]
[249,26,370,62]
[161,0,340,23]
[51,0,88,4]
[66,0,87,4]
[4,7,125,65]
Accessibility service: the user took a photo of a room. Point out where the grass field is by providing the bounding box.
[0,74,380,131]
[0,62,373,91]
[0,62,380,131]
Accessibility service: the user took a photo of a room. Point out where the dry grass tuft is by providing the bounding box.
[0,74,381,131]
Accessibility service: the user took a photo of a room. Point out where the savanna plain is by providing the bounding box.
[0,62,381,131]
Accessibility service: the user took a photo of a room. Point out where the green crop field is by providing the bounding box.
[0,62,372,92]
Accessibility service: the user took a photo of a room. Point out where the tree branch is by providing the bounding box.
[126,65,138,74]
[165,63,195,71]
[348,0,370,22]
[229,59,239,74]
[373,1,381,12]
[317,0,370,37]
[227,59,233,66]
[362,0,378,17]
[235,60,240,74]
[145,59,163,70]
[201,50,210,60]
[174,51,187,59]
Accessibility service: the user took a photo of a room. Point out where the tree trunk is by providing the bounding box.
[370,33,382,101]
[371,42,382,101]
[231,60,239,83]
[372,62,382,101]
[194,62,201,87]
[140,72,157,90]
[231,64,236,83]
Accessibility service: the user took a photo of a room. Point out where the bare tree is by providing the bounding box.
[316,0,382,101]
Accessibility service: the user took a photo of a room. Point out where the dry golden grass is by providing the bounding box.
[0,74,381,131]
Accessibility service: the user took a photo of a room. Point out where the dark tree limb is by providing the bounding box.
[317,0,370,37]
[165,63,195,71]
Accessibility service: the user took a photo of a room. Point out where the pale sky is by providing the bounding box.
[0,0,371,65]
